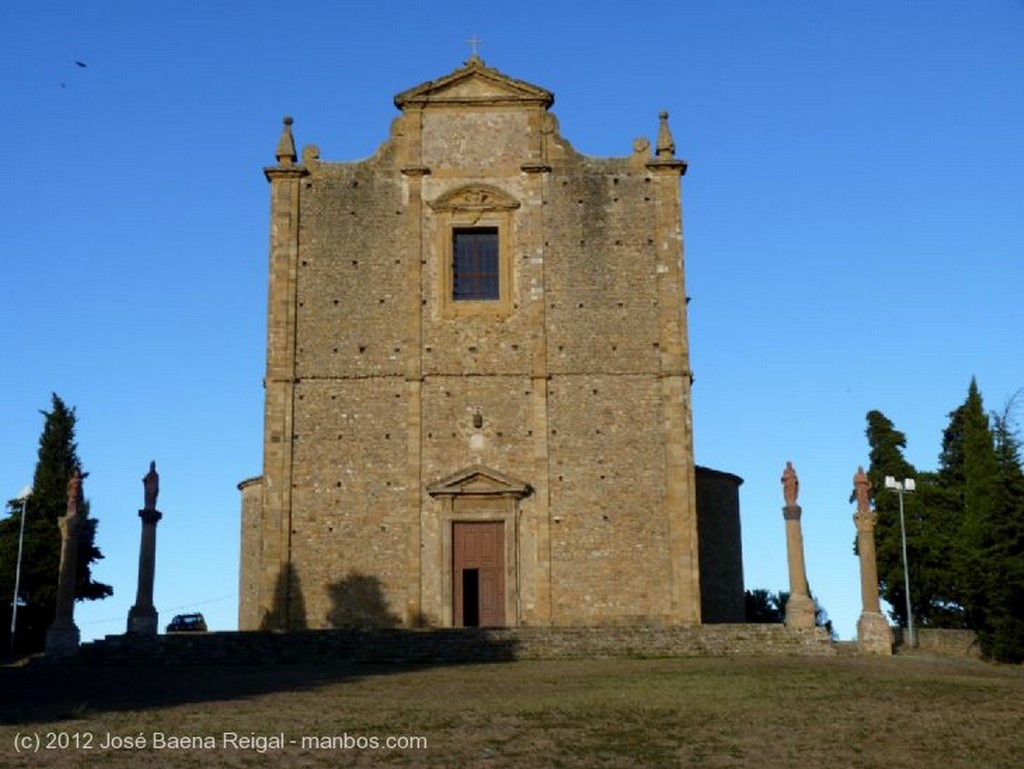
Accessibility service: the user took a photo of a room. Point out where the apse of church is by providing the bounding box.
[238,56,744,631]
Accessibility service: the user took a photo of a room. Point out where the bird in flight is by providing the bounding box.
[75,60,88,68]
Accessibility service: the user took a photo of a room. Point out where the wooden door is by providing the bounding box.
[452,522,505,627]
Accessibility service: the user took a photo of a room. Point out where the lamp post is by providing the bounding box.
[884,476,916,648]
[10,485,32,657]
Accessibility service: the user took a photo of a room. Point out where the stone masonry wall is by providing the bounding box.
[78,625,836,667]
[696,467,745,623]
[243,59,710,630]
[237,478,262,629]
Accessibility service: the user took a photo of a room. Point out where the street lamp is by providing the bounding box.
[9,486,32,657]
[884,476,916,648]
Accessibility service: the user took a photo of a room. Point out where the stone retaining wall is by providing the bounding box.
[894,628,981,659]
[72,625,834,667]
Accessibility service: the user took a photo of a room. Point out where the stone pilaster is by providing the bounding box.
[402,160,428,627]
[259,117,308,629]
[127,508,163,635]
[854,508,893,655]
[523,159,552,625]
[647,114,699,624]
[782,505,815,629]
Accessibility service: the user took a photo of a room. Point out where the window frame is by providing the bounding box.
[452,226,501,301]
[430,185,519,318]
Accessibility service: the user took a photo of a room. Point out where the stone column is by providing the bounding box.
[782,505,816,628]
[45,471,83,657]
[128,462,162,635]
[853,466,893,654]
[780,462,814,629]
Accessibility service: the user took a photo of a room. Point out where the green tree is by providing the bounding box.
[866,380,1024,661]
[1,394,112,654]
[744,589,784,623]
[861,410,965,628]
[936,380,1001,639]
[943,383,1024,662]
[984,398,1024,661]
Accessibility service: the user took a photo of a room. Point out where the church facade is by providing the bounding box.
[239,57,743,631]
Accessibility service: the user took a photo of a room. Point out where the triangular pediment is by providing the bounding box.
[427,465,532,498]
[395,57,553,110]
[428,184,520,212]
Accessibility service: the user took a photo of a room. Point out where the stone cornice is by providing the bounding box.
[264,165,309,183]
[645,157,688,176]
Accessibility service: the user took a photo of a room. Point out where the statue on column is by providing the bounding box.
[854,465,871,513]
[129,461,163,635]
[67,469,83,517]
[781,461,799,507]
[779,461,814,629]
[143,461,159,511]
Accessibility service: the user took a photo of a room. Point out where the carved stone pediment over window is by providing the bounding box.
[428,184,521,214]
[427,465,532,499]
[430,185,519,317]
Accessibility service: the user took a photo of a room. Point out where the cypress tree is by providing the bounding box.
[976,397,1024,661]
[937,380,998,634]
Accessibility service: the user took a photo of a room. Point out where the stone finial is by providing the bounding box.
[781,461,799,507]
[656,110,676,158]
[275,116,297,167]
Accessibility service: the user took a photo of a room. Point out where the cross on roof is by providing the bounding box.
[467,33,482,59]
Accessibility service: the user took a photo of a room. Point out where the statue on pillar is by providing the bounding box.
[67,469,83,516]
[781,461,799,508]
[143,461,159,511]
[779,461,814,629]
[129,461,163,635]
[854,465,871,513]
[143,460,158,514]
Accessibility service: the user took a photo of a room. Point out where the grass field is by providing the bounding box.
[1,653,1021,768]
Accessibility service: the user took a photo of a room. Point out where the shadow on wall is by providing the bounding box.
[328,572,401,629]
[261,563,308,631]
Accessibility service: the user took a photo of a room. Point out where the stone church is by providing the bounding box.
[238,56,744,631]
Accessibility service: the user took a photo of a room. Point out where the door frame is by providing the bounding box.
[427,465,531,628]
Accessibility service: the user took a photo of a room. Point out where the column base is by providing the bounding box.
[784,592,816,630]
[45,618,80,658]
[127,604,159,636]
[857,612,894,655]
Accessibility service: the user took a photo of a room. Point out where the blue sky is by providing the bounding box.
[2,1,1022,642]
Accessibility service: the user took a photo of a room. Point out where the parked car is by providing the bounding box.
[165,612,208,633]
